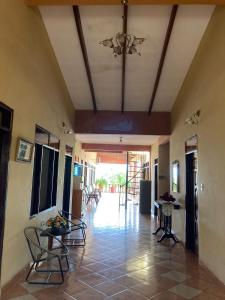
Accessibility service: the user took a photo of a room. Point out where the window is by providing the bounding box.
[30,126,59,216]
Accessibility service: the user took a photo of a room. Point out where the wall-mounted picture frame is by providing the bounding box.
[16,138,34,163]
[172,160,180,193]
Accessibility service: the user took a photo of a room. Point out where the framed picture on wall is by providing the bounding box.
[16,138,34,163]
[172,160,180,193]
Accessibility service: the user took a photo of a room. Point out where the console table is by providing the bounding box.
[153,200,179,243]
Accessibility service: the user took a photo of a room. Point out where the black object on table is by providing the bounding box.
[153,200,178,243]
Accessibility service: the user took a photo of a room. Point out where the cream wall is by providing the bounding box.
[0,0,76,286]
[170,6,225,284]
[75,141,97,165]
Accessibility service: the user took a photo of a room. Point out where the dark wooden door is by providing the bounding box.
[62,155,72,213]
[154,159,158,216]
[185,152,199,254]
[0,102,13,284]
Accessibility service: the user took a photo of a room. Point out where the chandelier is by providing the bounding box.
[100,33,145,57]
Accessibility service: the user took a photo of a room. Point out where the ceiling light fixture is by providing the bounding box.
[62,122,73,135]
[185,110,201,125]
[99,0,145,57]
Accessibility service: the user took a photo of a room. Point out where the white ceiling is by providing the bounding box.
[75,134,159,145]
[40,5,214,112]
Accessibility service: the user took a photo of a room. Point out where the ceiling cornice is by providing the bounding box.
[25,0,225,5]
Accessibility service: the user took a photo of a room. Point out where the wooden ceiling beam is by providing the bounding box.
[121,4,128,113]
[82,143,151,152]
[74,110,170,135]
[73,6,97,112]
[25,0,225,5]
[148,5,178,114]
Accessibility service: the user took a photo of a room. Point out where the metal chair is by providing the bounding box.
[58,210,87,247]
[83,185,99,205]
[24,226,69,285]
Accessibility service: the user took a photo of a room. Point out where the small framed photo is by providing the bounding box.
[16,138,34,163]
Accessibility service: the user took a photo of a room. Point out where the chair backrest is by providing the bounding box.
[24,227,46,262]
[59,210,87,229]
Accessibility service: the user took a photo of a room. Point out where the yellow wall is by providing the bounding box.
[75,140,97,165]
[0,0,76,286]
[170,7,225,284]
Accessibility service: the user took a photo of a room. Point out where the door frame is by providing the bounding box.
[153,158,159,216]
[62,154,73,213]
[0,102,13,285]
[185,135,198,254]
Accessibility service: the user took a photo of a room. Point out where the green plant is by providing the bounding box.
[95,177,108,189]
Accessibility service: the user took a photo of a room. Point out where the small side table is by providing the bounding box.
[41,227,71,250]
[153,201,178,244]
[152,201,164,235]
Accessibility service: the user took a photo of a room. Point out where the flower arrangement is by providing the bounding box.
[160,192,176,203]
[46,215,67,230]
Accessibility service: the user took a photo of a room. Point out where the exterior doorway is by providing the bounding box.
[185,136,198,254]
[62,154,73,213]
[0,102,13,284]
[154,158,158,215]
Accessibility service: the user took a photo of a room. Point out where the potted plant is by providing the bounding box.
[160,192,176,216]
[46,215,67,234]
[95,178,108,192]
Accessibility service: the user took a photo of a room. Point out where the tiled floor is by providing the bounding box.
[2,194,225,299]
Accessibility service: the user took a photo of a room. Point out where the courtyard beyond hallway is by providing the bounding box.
[2,195,225,300]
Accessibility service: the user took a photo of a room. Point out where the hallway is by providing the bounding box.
[2,195,225,300]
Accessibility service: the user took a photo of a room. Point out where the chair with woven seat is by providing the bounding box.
[83,185,99,206]
[24,226,69,285]
[58,210,87,247]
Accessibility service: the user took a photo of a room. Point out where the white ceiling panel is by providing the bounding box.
[79,6,123,110]
[40,5,93,109]
[152,5,214,111]
[125,5,171,111]
[39,5,214,113]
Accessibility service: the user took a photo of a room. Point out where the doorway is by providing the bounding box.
[185,136,198,254]
[0,102,13,284]
[62,155,72,213]
[154,158,158,215]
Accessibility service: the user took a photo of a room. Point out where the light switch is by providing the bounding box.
[200,183,204,191]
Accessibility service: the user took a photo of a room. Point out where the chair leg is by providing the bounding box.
[58,257,64,284]
[26,256,68,285]
[26,262,35,282]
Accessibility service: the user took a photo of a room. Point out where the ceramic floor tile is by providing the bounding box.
[78,273,108,287]
[109,289,150,300]
[72,287,106,300]
[151,290,186,300]
[21,281,51,293]
[87,262,110,273]
[161,271,191,283]
[113,274,143,287]
[131,281,163,298]
[8,295,37,300]
[3,195,223,300]
[169,284,202,299]
[94,280,127,296]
